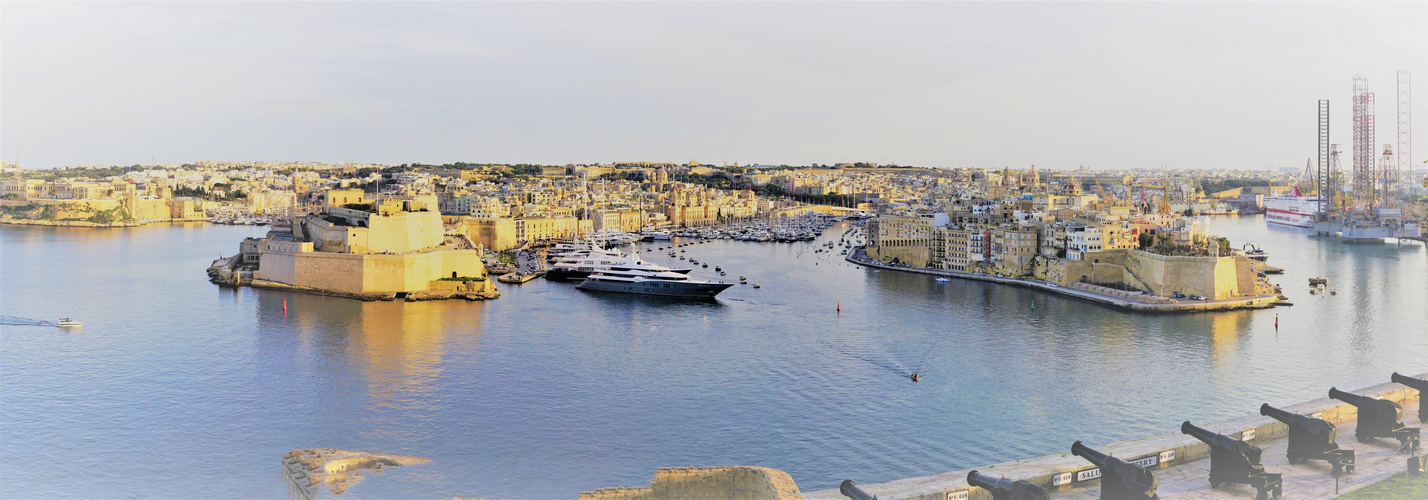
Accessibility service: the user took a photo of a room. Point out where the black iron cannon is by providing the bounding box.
[1070,441,1159,500]
[839,479,876,500]
[1181,421,1283,499]
[1391,372,1428,423]
[966,470,1050,500]
[1260,403,1355,475]
[1329,387,1421,451]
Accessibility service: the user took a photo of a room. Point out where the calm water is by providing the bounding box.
[1,217,1425,499]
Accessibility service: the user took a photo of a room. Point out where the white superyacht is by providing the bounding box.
[575,253,733,298]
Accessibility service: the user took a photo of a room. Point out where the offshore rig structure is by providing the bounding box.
[1311,72,1423,242]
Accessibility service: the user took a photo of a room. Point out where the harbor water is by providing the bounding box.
[1,216,1425,498]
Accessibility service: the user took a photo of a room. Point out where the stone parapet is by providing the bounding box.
[581,466,804,500]
[803,372,1427,500]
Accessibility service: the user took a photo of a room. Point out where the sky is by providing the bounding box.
[2,2,1425,171]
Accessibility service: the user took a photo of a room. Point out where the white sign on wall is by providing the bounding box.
[1242,429,1256,441]
[1077,468,1101,482]
[946,490,969,500]
[1130,456,1159,468]
[1052,472,1073,486]
[1158,449,1176,464]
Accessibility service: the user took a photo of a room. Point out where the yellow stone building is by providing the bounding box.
[252,190,495,297]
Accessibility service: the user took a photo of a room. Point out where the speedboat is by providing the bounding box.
[935,277,950,282]
[56,318,83,328]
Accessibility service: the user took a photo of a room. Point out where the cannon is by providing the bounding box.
[966,470,1050,500]
[1391,373,1428,423]
[1181,421,1283,499]
[839,480,876,500]
[1329,387,1421,451]
[1070,441,1159,500]
[1260,403,1355,475]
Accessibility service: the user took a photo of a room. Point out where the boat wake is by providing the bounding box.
[0,315,55,326]
[819,339,911,377]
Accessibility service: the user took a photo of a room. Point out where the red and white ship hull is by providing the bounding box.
[1263,196,1319,228]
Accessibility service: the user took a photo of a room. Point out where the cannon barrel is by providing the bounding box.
[1071,440,1110,465]
[1392,372,1428,392]
[1328,387,1371,406]
[839,480,875,500]
[1260,403,1296,423]
[967,470,1016,493]
[967,470,1050,500]
[1180,421,1220,444]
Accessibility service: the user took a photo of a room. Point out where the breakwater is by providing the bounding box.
[846,248,1279,313]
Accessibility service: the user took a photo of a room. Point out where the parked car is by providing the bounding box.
[1172,292,1186,298]
[1189,295,1207,301]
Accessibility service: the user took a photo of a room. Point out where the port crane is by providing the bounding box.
[1136,179,1172,214]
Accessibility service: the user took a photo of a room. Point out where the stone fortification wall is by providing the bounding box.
[258,248,486,294]
[866,246,931,268]
[580,466,804,500]
[306,210,446,254]
[1067,282,1175,304]
[1,198,122,221]
[365,211,443,253]
[1118,249,1244,299]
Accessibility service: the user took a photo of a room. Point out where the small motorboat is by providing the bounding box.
[56,318,83,328]
[752,284,761,289]
[936,277,950,282]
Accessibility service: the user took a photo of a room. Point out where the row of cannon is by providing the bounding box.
[840,372,1426,500]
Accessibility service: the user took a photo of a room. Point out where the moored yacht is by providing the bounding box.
[576,253,733,298]
[544,245,629,282]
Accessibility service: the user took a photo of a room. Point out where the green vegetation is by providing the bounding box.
[597,171,647,182]
[88,206,131,224]
[0,202,40,217]
[1335,472,1428,500]
[173,184,247,201]
[1142,231,1214,257]
[24,164,149,182]
[496,252,516,265]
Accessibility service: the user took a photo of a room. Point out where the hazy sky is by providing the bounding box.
[3,2,1425,170]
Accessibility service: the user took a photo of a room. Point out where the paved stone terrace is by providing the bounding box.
[1056,398,1420,500]
[806,375,1425,500]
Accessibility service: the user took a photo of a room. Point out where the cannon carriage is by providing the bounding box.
[1181,421,1283,499]
[1260,403,1355,475]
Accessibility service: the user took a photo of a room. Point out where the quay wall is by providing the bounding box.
[804,372,1428,500]
[258,248,487,294]
[850,250,1277,313]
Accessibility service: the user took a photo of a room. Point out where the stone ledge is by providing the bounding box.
[804,372,1427,500]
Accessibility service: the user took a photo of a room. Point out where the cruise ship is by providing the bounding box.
[575,253,734,298]
[1263,187,1321,228]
